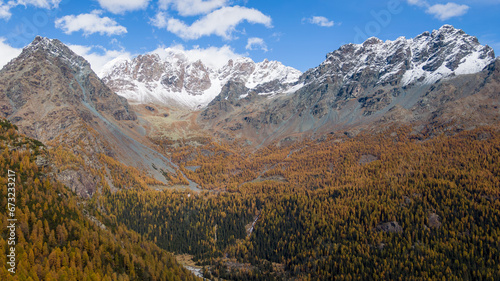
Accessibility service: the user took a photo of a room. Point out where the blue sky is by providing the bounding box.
[0,0,499,74]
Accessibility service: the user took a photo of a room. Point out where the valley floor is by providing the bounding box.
[93,125,500,280]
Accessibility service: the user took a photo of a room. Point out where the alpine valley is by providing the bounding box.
[1,25,500,280]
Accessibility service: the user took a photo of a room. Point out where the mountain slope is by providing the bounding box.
[100,49,301,109]
[200,25,499,145]
[0,36,181,196]
[0,36,136,141]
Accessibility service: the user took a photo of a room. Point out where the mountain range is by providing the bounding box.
[1,24,500,280]
[200,24,498,145]
[0,24,499,193]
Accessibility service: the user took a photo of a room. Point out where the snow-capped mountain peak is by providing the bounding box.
[4,36,91,74]
[309,25,495,88]
[101,50,302,109]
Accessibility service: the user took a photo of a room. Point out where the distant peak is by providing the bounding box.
[28,35,55,48]
[432,24,465,37]
[32,35,45,42]
[363,37,383,46]
[439,24,455,30]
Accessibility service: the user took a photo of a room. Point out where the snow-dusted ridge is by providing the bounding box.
[100,48,302,109]
[311,25,495,88]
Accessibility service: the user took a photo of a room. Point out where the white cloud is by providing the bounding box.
[55,10,127,36]
[67,44,132,75]
[150,11,168,28]
[159,0,228,16]
[152,44,244,69]
[14,0,61,9]
[0,0,60,21]
[0,3,11,20]
[426,3,469,20]
[0,37,22,69]
[97,0,150,14]
[246,37,268,52]
[163,6,272,40]
[407,0,428,7]
[407,0,470,20]
[305,16,335,27]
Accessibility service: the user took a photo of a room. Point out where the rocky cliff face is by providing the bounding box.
[100,49,301,109]
[201,25,499,145]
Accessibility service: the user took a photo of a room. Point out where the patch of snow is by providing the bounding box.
[454,50,490,75]
[285,82,305,95]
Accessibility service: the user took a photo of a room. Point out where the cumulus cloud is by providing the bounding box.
[152,44,244,69]
[14,0,61,9]
[162,6,272,40]
[67,44,132,75]
[0,37,22,69]
[304,16,335,27]
[426,3,469,20]
[97,0,150,14]
[55,10,127,36]
[407,0,470,20]
[159,0,228,16]
[246,37,268,52]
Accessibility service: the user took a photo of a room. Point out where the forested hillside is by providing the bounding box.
[99,126,500,280]
[0,119,198,280]
[2,114,499,280]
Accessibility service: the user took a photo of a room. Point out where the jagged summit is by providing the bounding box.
[100,49,301,109]
[5,36,91,74]
[0,34,138,139]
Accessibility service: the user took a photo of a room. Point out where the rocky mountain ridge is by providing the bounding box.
[301,24,495,89]
[101,25,495,114]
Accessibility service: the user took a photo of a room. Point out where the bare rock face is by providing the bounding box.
[359,154,378,165]
[376,221,403,233]
[35,155,49,167]
[428,213,442,229]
